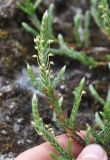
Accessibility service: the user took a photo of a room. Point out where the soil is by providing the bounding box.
[0,0,110,159]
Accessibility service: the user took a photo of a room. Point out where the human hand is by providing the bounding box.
[16,134,107,160]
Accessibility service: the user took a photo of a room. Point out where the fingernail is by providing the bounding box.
[77,144,107,160]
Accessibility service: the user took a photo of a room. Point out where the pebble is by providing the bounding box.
[60,84,66,90]
[26,139,32,144]
[17,139,24,145]
[0,92,3,96]
[0,85,12,93]
[1,129,7,135]
[0,152,15,160]
[9,102,16,110]
[17,118,24,124]
[6,115,11,122]
[13,123,20,133]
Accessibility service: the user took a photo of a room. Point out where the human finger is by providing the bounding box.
[76,144,107,160]
[16,134,84,160]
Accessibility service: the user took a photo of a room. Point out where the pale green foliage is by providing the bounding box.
[19,0,41,16]
[28,10,86,160]
[27,63,42,90]
[22,22,38,36]
[19,0,110,68]
[91,0,105,30]
[51,139,73,160]
[32,94,43,129]
[51,154,69,160]
[28,10,68,130]
[103,90,110,120]
[19,0,41,35]
[20,0,107,68]
[31,67,84,160]
[49,34,97,67]
[89,84,104,105]
[83,11,90,48]
[91,0,110,37]
[25,0,110,157]
[69,78,85,131]
[74,9,82,47]
[97,90,110,148]
[106,54,110,61]
[19,1,99,67]
[47,3,54,39]
[52,66,66,88]
[106,55,110,69]
[19,0,54,37]
[73,10,90,48]
[89,84,110,151]
[85,126,91,145]
[32,94,72,160]
[95,112,104,129]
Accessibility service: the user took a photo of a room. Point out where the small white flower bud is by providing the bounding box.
[50,130,54,135]
[35,46,38,50]
[44,10,48,18]
[38,132,43,136]
[49,53,54,57]
[50,61,54,65]
[39,66,43,70]
[46,70,49,74]
[98,5,103,9]
[32,55,37,58]
[49,128,53,131]
[34,38,37,43]
[82,90,86,95]
[31,121,35,126]
[45,124,49,128]
[47,40,54,44]
[42,64,45,67]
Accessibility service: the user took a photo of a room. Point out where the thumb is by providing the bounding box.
[76,144,107,160]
